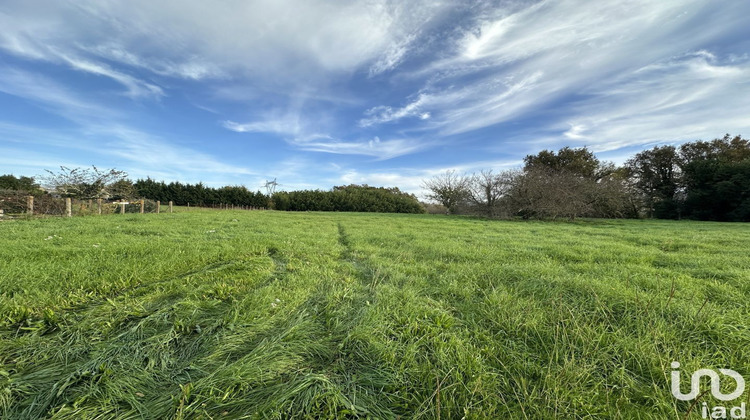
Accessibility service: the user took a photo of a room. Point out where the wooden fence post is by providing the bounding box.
[27,196,34,215]
[65,198,72,217]
[156,201,161,213]
[97,198,102,215]
[169,201,173,213]
[120,203,125,214]
[140,199,145,214]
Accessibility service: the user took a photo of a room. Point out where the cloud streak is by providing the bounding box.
[363,0,750,146]
[0,66,119,122]
[1,0,749,191]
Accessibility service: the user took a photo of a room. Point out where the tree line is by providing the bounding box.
[132,178,269,208]
[0,169,423,214]
[3,133,748,219]
[271,185,424,213]
[424,134,750,221]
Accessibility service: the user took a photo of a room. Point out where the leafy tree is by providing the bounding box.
[679,134,750,164]
[679,134,750,221]
[0,174,43,195]
[523,147,604,179]
[109,179,136,201]
[624,146,681,218]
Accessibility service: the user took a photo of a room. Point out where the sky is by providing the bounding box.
[1,0,749,197]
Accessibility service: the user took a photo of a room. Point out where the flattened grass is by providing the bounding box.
[1,211,749,418]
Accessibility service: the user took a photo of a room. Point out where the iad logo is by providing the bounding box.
[671,361,746,419]
[671,361,745,401]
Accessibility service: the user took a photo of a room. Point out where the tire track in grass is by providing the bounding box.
[1,247,296,418]
[337,222,383,294]
[176,224,399,418]
[78,248,287,316]
[2,248,287,336]
[208,222,401,418]
[279,222,401,417]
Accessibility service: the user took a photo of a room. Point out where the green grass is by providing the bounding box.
[1,210,749,419]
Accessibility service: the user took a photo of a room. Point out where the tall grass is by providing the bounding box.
[1,211,748,418]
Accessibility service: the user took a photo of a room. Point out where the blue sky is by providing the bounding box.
[1,1,749,196]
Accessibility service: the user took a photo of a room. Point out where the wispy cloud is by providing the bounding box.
[0,11,163,100]
[0,1,436,87]
[56,53,164,99]
[0,66,118,121]
[1,0,749,191]
[222,118,303,137]
[553,52,750,152]
[79,43,225,81]
[223,116,427,160]
[359,94,431,127]
[0,120,257,184]
[298,137,428,160]
[364,0,750,143]
[331,158,522,197]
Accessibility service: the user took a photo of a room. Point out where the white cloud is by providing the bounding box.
[93,126,253,175]
[0,119,257,186]
[365,0,750,141]
[79,44,225,81]
[222,119,300,136]
[222,114,334,146]
[369,34,416,76]
[224,111,428,160]
[0,9,163,100]
[297,137,428,160]
[56,53,164,99]
[556,53,750,152]
[359,94,430,127]
[0,67,119,122]
[331,158,522,197]
[564,124,587,140]
[1,0,749,187]
[0,1,450,93]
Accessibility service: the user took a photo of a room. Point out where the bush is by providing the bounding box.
[272,185,424,214]
[0,190,68,215]
[0,189,28,214]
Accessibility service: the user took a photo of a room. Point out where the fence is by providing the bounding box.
[0,191,171,219]
[0,190,266,220]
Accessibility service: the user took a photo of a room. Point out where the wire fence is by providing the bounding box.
[0,190,169,219]
[0,190,266,220]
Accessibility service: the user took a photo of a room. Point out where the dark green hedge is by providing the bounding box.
[272,185,424,214]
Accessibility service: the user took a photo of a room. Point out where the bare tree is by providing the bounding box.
[422,170,470,214]
[467,169,520,217]
[42,166,129,199]
[506,168,631,220]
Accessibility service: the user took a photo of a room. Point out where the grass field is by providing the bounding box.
[1,210,749,419]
